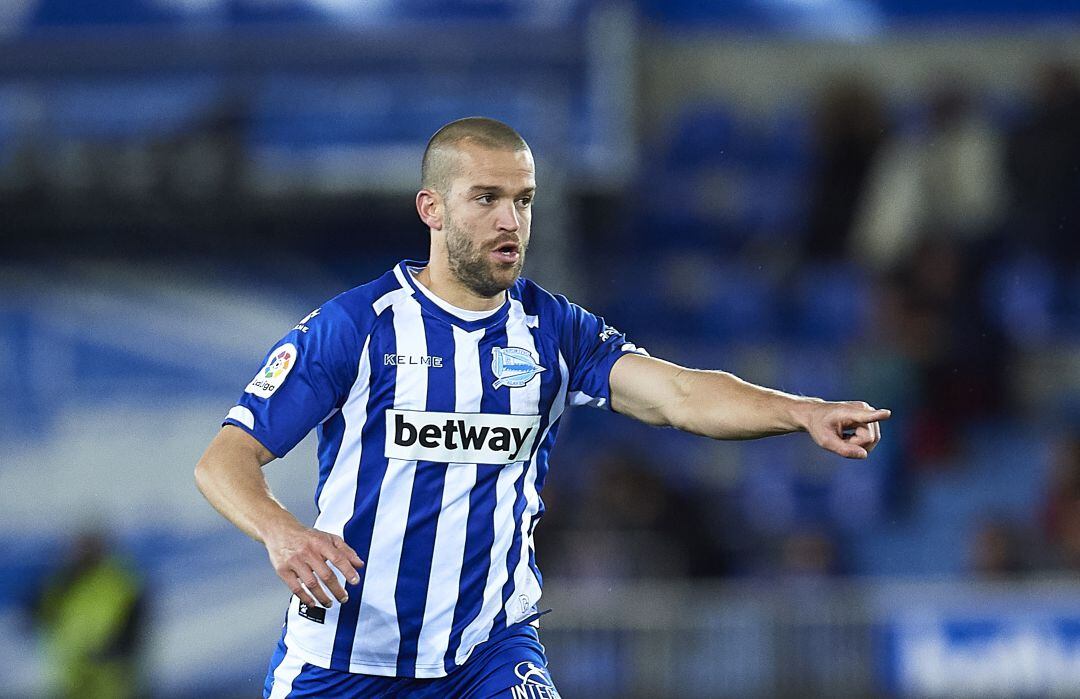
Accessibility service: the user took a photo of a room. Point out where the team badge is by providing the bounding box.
[245,343,297,398]
[491,347,545,389]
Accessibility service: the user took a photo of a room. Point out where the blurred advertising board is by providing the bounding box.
[882,587,1080,697]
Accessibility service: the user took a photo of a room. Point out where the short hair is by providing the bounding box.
[421,117,530,194]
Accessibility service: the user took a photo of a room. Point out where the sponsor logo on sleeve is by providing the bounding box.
[245,343,296,399]
[294,308,320,333]
[510,661,561,699]
[385,410,541,464]
[491,347,545,389]
[599,325,647,355]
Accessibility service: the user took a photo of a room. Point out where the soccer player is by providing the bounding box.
[195,117,890,698]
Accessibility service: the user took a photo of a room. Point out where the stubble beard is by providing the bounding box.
[444,215,526,299]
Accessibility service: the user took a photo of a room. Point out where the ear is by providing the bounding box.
[416,188,443,231]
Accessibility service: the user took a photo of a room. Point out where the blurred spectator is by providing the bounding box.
[802,77,889,260]
[779,529,838,579]
[161,93,249,207]
[1042,434,1080,569]
[884,239,1012,466]
[970,518,1030,579]
[1005,61,1080,266]
[544,450,729,581]
[851,81,1006,272]
[34,529,147,699]
[859,233,1010,471]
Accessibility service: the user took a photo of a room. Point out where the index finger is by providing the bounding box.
[846,408,891,424]
[309,558,350,605]
[329,536,364,585]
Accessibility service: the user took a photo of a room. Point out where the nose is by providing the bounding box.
[496,200,520,233]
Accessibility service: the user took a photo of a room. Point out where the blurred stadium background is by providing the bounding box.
[2,0,1080,696]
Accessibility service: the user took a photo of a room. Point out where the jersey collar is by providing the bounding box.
[395,260,512,331]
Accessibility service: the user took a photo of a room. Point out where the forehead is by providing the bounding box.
[447,144,535,192]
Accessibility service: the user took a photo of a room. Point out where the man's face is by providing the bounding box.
[439,145,536,298]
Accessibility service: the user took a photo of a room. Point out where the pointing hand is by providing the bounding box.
[805,401,891,459]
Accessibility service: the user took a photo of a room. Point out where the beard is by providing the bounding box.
[444,215,527,298]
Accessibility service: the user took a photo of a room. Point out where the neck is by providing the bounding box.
[416,257,505,312]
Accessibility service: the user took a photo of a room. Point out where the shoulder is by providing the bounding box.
[320,267,408,336]
[511,277,607,348]
[512,276,577,320]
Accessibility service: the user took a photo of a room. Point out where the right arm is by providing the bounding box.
[195,425,363,609]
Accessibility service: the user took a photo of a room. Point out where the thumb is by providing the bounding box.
[813,422,870,459]
[822,433,869,459]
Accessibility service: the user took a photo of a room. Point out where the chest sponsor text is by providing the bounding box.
[385,409,540,464]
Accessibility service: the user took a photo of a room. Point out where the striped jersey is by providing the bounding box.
[223,260,646,678]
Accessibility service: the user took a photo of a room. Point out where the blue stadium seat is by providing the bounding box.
[700,264,781,342]
[850,424,1052,576]
[788,261,873,343]
[248,75,551,150]
[31,0,175,28]
[980,254,1057,347]
[39,79,224,140]
[664,103,744,172]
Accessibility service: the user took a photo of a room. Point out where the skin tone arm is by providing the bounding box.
[195,425,364,608]
[609,354,890,458]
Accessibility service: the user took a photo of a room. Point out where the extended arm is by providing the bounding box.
[609,353,890,458]
[195,425,363,608]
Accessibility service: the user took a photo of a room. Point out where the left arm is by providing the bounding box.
[609,353,890,459]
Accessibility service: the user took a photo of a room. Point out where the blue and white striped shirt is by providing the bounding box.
[224,261,645,678]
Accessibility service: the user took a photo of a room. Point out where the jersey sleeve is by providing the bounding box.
[558,297,648,410]
[223,300,365,457]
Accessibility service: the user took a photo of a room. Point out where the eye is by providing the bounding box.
[476,194,495,204]
[517,196,532,207]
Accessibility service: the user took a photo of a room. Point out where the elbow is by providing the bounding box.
[652,399,698,433]
[194,459,206,494]
[194,454,214,497]
[666,410,702,435]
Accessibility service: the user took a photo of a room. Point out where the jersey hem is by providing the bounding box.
[281,615,534,679]
[281,632,454,679]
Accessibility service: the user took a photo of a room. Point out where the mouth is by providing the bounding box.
[490,241,520,265]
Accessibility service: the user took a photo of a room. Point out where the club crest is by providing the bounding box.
[491,347,545,389]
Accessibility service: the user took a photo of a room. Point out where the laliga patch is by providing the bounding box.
[245,343,297,399]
